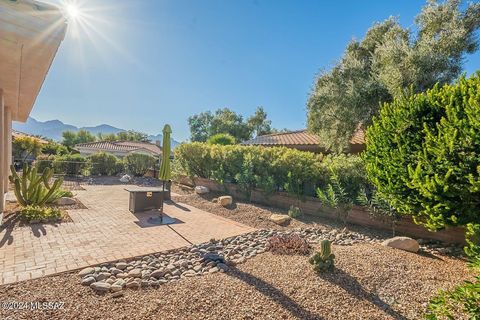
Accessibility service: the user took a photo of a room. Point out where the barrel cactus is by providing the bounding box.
[9,163,64,207]
[309,240,335,272]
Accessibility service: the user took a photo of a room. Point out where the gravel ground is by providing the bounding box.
[172,185,341,231]
[0,243,471,320]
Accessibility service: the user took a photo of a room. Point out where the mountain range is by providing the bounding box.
[13,117,181,148]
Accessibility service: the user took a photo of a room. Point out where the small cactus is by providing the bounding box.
[309,240,335,272]
[9,163,64,207]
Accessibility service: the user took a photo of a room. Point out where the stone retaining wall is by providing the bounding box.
[177,176,466,245]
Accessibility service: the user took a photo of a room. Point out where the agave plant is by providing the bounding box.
[9,163,64,207]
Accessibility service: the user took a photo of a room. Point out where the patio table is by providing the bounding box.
[125,187,175,225]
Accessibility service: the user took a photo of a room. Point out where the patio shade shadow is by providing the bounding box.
[228,267,323,320]
[132,210,184,228]
[165,200,191,212]
[318,268,407,320]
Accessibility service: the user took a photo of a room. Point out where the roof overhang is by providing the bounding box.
[0,0,67,122]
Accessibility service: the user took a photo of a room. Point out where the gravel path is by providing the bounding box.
[0,243,471,320]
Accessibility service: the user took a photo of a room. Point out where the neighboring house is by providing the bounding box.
[12,129,49,144]
[0,1,66,215]
[241,128,365,154]
[75,141,163,158]
[12,129,49,164]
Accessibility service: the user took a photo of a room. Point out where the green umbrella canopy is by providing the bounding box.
[158,124,172,182]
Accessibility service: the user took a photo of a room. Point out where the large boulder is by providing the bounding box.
[218,196,233,206]
[382,236,419,253]
[195,186,210,194]
[54,197,76,206]
[269,214,291,225]
[120,174,132,183]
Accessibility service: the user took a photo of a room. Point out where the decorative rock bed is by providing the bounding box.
[78,227,463,296]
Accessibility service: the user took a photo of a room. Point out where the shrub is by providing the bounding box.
[35,154,55,173]
[288,205,302,218]
[124,153,157,176]
[174,143,369,201]
[207,133,236,145]
[357,188,402,236]
[266,234,311,255]
[309,240,335,272]
[316,172,354,225]
[87,152,123,176]
[20,205,62,223]
[41,141,69,156]
[52,154,88,175]
[319,154,367,201]
[364,74,480,231]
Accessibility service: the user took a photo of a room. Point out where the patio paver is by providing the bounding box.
[0,185,255,285]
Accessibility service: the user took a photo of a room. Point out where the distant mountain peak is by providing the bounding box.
[13,117,180,147]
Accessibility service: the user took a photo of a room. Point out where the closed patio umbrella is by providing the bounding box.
[147,124,175,225]
[158,124,172,187]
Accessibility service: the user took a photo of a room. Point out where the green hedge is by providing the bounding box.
[124,153,157,176]
[173,143,366,199]
[52,154,89,175]
[364,73,480,231]
[87,152,123,176]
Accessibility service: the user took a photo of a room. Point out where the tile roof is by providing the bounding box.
[242,128,365,146]
[75,141,162,156]
[12,130,49,144]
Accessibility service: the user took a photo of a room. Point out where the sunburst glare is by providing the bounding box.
[40,0,144,75]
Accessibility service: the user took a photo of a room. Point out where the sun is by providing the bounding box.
[65,3,81,21]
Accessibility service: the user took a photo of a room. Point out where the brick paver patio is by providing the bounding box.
[0,185,255,285]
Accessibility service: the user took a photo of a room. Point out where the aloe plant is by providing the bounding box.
[309,240,335,272]
[9,163,64,207]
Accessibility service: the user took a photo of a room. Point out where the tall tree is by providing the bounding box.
[12,136,43,161]
[61,130,96,149]
[307,0,480,152]
[188,111,214,142]
[189,108,273,142]
[247,106,273,137]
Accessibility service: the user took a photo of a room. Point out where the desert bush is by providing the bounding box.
[364,74,480,231]
[87,152,123,176]
[266,234,311,255]
[357,188,402,236]
[20,205,62,223]
[316,172,354,224]
[207,133,236,145]
[288,206,302,218]
[123,153,157,176]
[52,154,88,175]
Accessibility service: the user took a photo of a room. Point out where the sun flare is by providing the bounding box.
[65,3,80,21]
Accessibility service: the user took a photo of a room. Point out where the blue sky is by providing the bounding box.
[32,0,480,141]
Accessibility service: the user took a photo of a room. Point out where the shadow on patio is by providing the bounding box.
[0,214,51,247]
